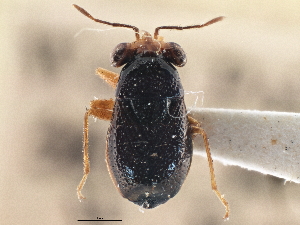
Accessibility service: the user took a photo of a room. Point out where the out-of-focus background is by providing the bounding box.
[1,0,300,224]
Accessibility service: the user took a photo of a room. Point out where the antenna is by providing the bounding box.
[73,4,140,40]
[154,16,224,39]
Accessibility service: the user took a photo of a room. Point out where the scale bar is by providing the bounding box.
[78,220,122,221]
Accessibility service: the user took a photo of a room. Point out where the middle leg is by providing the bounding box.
[188,115,230,219]
[77,98,115,200]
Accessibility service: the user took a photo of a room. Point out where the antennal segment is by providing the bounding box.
[154,16,224,39]
[73,4,140,40]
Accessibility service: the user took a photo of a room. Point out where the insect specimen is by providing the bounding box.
[73,4,229,219]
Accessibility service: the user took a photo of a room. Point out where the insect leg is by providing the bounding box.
[188,116,230,220]
[89,98,115,120]
[77,98,115,200]
[96,67,119,89]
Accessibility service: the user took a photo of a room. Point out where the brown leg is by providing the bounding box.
[77,98,114,200]
[188,116,230,220]
[96,67,119,89]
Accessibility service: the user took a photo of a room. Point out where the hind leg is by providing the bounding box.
[188,116,230,220]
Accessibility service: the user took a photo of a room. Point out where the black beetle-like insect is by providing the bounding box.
[74,4,229,219]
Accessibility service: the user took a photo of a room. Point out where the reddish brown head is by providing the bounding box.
[110,30,187,67]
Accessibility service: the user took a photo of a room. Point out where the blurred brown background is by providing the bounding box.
[1,0,300,224]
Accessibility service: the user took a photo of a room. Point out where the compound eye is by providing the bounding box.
[162,42,186,67]
[111,43,134,67]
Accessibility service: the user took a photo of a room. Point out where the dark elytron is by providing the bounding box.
[107,56,192,208]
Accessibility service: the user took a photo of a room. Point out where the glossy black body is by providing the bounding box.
[73,5,228,218]
[106,55,193,208]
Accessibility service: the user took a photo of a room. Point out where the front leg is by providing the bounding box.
[96,67,119,89]
[188,115,230,220]
[77,98,115,200]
